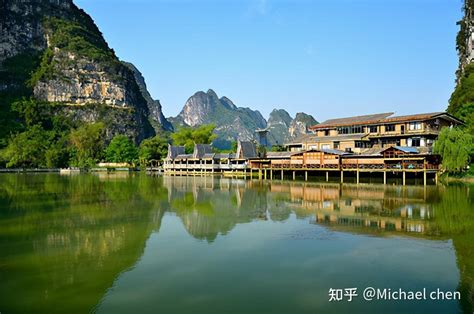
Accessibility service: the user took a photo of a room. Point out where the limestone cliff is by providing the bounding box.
[289,112,319,139]
[266,109,293,145]
[173,89,267,149]
[455,0,474,81]
[0,0,169,143]
[171,90,319,148]
[123,62,173,132]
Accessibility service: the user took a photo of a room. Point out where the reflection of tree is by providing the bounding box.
[165,177,267,242]
[1,174,472,313]
[428,185,474,314]
[0,173,168,314]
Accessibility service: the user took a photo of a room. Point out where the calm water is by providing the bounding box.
[0,173,472,314]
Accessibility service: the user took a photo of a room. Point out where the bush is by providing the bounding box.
[171,124,217,153]
[2,125,51,168]
[105,135,138,164]
[139,136,169,165]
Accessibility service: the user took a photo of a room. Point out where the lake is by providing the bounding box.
[0,173,472,314]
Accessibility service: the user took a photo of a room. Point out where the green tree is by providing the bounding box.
[433,127,473,173]
[271,145,286,152]
[12,98,53,129]
[139,136,169,165]
[1,125,51,168]
[171,124,217,153]
[105,135,138,164]
[449,64,474,130]
[70,122,105,168]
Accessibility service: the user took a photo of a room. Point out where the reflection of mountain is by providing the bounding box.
[162,177,473,313]
[0,174,472,313]
[0,174,168,314]
[164,176,267,242]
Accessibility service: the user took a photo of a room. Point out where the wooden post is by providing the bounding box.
[403,171,406,186]
[435,172,438,185]
[356,170,359,184]
[264,169,267,180]
[423,159,426,186]
[340,171,344,183]
[326,171,329,182]
[259,169,262,180]
[305,171,308,181]
[270,169,273,180]
[383,171,387,185]
[293,171,296,181]
[281,169,284,180]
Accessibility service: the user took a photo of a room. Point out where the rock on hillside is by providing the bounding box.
[289,112,319,139]
[174,89,267,149]
[172,89,319,148]
[266,109,293,145]
[0,0,170,143]
[122,62,173,132]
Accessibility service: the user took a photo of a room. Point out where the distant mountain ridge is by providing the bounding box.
[170,89,318,149]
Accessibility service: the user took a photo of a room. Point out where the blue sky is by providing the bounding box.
[75,0,462,122]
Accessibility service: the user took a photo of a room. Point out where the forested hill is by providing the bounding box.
[448,0,474,132]
[0,0,172,167]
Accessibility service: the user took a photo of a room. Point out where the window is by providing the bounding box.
[409,137,421,147]
[324,130,330,136]
[338,127,350,134]
[351,126,362,133]
[409,122,422,130]
[369,126,377,133]
[321,144,330,150]
[337,126,364,134]
[355,141,371,148]
[333,141,340,149]
[382,139,400,147]
[385,124,395,132]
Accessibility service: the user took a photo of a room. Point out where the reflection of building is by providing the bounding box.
[162,176,441,238]
[269,182,434,234]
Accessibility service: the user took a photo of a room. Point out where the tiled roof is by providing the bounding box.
[310,112,393,129]
[309,111,461,130]
[357,147,385,156]
[203,153,216,159]
[175,154,192,160]
[215,153,233,159]
[382,112,444,124]
[237,141,257,158]
[193,144,213,159]
[266,151,300,159]
[167,145,185,159]
[392,146,419,153]
[319,148,352,155]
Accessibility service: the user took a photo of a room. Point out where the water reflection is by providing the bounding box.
[0,174,472,313]
[166,177,439,238]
